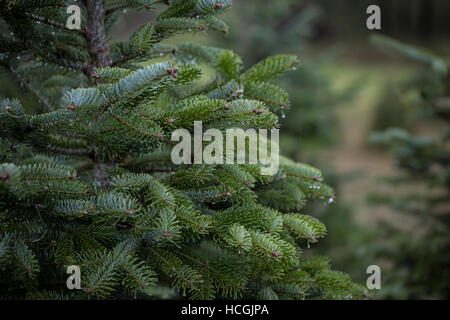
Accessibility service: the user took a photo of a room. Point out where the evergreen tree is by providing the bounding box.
[216,0,360,154]
[215,1,372,289]
[370,35,450,299]
[0,0,364,300]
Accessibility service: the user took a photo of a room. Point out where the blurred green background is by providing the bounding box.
[1,0,449,299]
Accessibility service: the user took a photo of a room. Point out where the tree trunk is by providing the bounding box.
[83,0,113,189]
[83,0,112,78]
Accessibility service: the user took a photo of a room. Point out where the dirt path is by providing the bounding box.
[319,62,417,230]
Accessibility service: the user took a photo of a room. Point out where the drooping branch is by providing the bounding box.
[8,65,54,112]
[25,12,86,35]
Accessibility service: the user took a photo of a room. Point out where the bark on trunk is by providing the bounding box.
[83,0,112,77]
[82,0,113,189]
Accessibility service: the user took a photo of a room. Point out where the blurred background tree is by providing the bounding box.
[213,0,362,155]
[369,36,449,299]
[205,0,376,290]
[312,0,450,42]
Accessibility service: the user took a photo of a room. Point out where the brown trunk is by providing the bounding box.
[82,0,113,188]
[83,0,112,78]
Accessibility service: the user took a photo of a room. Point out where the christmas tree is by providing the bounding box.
[370,35,450,299]
[216,0,361,154]
[0,0,364,300]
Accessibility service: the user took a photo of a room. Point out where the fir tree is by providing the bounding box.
[370,35,450,299]
[0,0,364,300]
[216,0,361,154]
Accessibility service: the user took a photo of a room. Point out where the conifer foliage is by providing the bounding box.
[0,0,363,299]
[370,35,449,299]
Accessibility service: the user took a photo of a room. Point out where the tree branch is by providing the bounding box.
[25,12,86,35]
[8,65,54,112]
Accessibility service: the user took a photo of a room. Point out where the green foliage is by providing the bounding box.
[0,0,363,300]
[369,36,450,299]
[215,0,362,153]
